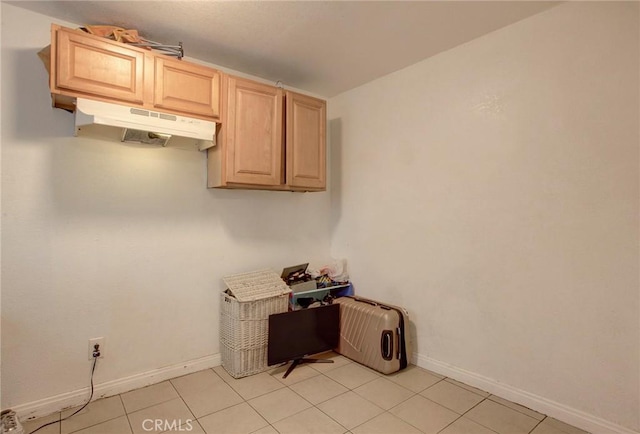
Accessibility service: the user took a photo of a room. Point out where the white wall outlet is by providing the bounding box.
[88,337,105,360]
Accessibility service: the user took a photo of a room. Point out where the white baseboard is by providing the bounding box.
[14,353,222,422]
[13,352,638,434]
[414,353,638,434]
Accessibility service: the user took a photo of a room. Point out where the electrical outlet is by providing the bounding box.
[88,337,105,360]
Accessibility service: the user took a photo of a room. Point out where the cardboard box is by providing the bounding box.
[281,263,317,293]
[290,279,317,293]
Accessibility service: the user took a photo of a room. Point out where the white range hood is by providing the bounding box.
[74,98,216,150]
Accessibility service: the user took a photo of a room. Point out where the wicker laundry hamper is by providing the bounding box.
[220,269,291,378]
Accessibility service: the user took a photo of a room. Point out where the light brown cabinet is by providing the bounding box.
[54,27,145,104]
[223,76,284,186]
[47,25,325,192]
[153,57,220,119]
[286,91,326,190]
[49,25,220,121]
[207,75,326,192]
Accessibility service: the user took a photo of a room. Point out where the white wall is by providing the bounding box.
[329,2,639,432]
[0,0,4,406]
[3,2,639,432]
[1,3,331,409]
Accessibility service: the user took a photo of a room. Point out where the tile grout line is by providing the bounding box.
[196,401,268,434]
[302,372,360,433]
[442,377,491,398]
[177,371,259,429]
[382,375,445,413]
[528,416,547,434]
[373,387,425,434]
[66,413,124,433]
[242,393,278,431]
[354,386,417,413]
[121,380,183,416]
[161,378,197,431]
[123,396,194,423]
[438,376,544,433]
[181,366,319,431]
[64,396,127,434]
[120,394,135,434]
[218,370,288,401]
[434,397,502,434]
[273,374,359,429]
[458,397,502,433]
[288,372,350,406]
[337,371,453,432]
[486,394,545,421]
[481,398,541,423]
[461,396,545,434]
[237,368,311,428]
[23,412,62,434]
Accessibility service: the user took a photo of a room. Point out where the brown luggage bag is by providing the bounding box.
[335,296,411,374]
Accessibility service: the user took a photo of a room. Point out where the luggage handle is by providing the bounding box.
[349,296,378,307]
[347,296,397,312]
[381,330,393,361]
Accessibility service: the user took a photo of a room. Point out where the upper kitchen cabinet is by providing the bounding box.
[48,24,220,121]
[207,75,326,192]
[286,91,326,190]
[53,25,145,105]
[209,75,284,187]
[153,57,220,119]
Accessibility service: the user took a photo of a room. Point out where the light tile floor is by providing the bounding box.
[21,353,589,434]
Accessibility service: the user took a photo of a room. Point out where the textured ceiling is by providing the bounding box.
[9,1,559,97]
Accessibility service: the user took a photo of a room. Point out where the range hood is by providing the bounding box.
[74,98,216,150]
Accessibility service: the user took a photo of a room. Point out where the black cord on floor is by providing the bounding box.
[28,356,98,434]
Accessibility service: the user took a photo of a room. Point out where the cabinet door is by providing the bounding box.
[225,77,283,186]
[154,57,220,119]
[55,28,145,104]
[286,91,326,190]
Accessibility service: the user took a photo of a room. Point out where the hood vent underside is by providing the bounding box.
[122,129,172,146]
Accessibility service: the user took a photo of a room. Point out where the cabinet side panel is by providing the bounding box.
[207,76,228,188]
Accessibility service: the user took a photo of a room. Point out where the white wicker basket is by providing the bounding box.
[220,342,269,379]
[220,291,289,349]
[220,269,291,378]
